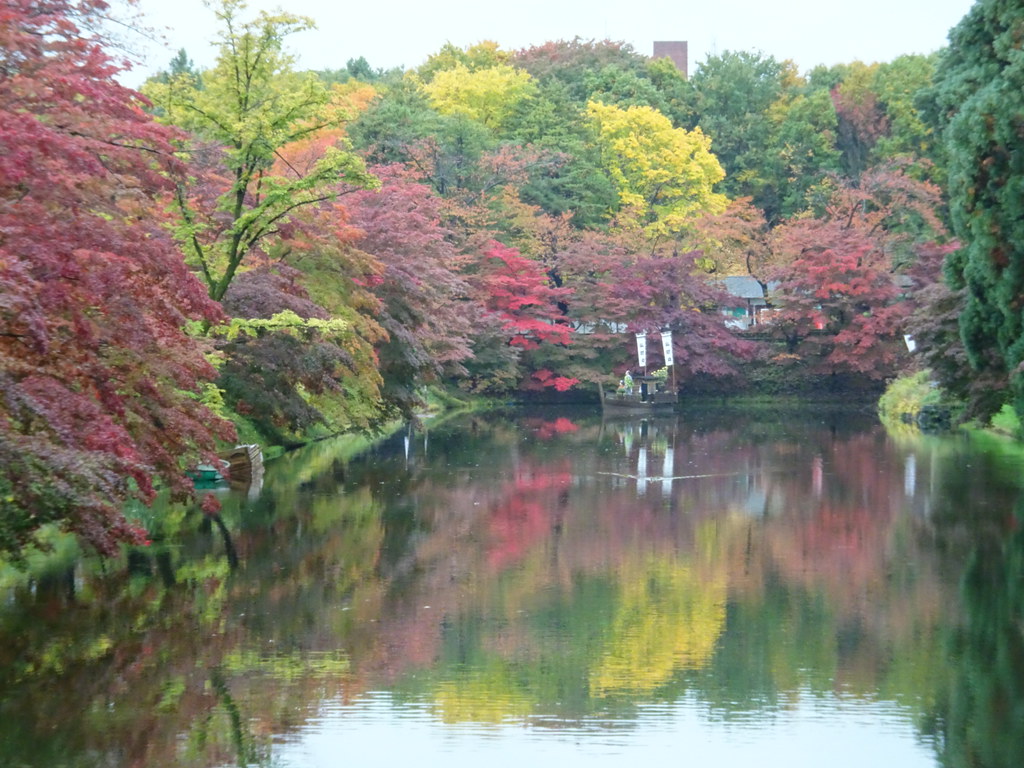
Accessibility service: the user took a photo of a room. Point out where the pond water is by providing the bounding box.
[2,404,1024,767]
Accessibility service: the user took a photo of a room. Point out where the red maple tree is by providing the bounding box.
[769,244,907,377]
[0,0,233,558]
[466,240,579,391]
[765,164,947,379]
[536,229,753,386]
[343,165,475,411]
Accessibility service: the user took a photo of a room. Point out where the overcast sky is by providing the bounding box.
[117,0,978,86]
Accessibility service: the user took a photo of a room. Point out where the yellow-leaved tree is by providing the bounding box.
[422,63,537,132]
[587,100,728,239]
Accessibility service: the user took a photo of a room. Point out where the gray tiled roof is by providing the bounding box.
[721,276,765,299]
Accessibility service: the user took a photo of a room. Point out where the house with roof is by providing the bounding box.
[720,276,771,329]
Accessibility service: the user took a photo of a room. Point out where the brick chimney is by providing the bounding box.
[653,41,688,78]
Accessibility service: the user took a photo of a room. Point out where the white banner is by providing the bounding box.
[635,332,647,368]
[661,330,674,367]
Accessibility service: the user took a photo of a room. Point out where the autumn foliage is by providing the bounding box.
[0,0,974,560]
[0,0,233,557]
[770,245,907,377]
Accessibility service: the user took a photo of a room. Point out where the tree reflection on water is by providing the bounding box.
[1,405,1023,766]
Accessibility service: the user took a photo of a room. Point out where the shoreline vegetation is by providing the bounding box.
[0,385,491,581]
[0,384,1013,585]
[879,371,1021,438]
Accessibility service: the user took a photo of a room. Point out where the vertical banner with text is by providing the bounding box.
[635,332,647,369]
[661,330,674,367]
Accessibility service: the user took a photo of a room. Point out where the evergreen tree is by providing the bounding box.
[930,0,1024,422]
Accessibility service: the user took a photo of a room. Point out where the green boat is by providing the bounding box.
[185,460,230,484]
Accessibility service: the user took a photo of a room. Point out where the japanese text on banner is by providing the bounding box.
[635,332,647,368]
[661,331,674,367]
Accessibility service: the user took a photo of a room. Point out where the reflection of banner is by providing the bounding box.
[637,445,647,497]
[635,332,647,368]
[661,446,674,497]
[661,330,674,366]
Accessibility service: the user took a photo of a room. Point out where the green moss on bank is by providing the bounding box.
[988,404,1021,437]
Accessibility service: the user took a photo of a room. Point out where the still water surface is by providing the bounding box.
[2,405,1024,767]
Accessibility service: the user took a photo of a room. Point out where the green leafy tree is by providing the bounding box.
[316,56,387,85]
[513,40,691,125]
[501,80,620,228]
[767,87,843,220]
[643,56,694,125]
[684,51,796,217]
[870,54,941,178]
[150,48,204,87]
[404,115,501,199]
[143,0,378,302]
[581,63,679,119]
[348,77,446,165]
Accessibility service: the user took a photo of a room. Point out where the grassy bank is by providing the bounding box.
[878,370,1022,439]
